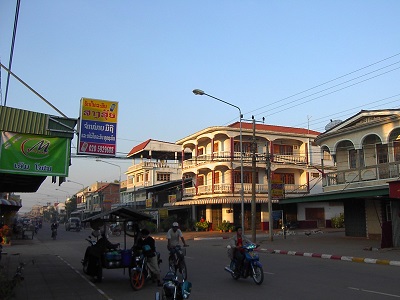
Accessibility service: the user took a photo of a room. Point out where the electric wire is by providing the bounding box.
[4,0,21,106]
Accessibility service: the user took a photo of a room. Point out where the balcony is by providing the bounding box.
[182,182,307,198]
[182,151,305,169]
[323,161,400,188]
[127,161,181,172]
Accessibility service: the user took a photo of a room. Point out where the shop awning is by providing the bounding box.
[279,185,390,204]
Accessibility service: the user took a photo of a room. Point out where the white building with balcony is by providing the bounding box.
[173,121,336,231]
[308,109,400,246]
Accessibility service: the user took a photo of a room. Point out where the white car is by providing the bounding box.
[65,217,81,231]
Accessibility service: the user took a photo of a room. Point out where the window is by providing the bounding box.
[214,172,220,184]
[145,172,149,182]
[376,144,388,164]
[394,141,400,161]
[234,141,252,154]
[274,173,294,184]
[311,173,320,178]
[323,150,332,160]
[197,175,204,186]
[234,171,258,183]
[157,173,170,181]
[273,145,293,155]
[197,147,204,156]
[213,142,219,153]
[349,149,357,169]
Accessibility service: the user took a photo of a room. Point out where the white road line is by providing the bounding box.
[56,255,113,300]
[348,287,400,298]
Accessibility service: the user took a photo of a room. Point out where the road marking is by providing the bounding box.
[57,255,113,300]
[348,287,400,298]
[264,271,275,275]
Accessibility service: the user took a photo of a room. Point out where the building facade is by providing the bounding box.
[172,121,338,230]
[313,109,400,246]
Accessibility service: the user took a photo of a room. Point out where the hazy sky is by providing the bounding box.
[1,1,400,212]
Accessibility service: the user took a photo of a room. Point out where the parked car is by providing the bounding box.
[65,217,81,231]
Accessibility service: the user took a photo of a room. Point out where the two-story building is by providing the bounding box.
[123,139,191,209]
[171,121,339,230]
[282,109,400,247]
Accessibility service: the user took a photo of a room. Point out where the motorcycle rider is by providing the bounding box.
[50,221,58,238]
[135,228,162,286]
[167,222,188,266]
[229,226,251,275]
[167,222,188,251]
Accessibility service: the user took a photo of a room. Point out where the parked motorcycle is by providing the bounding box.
[82,236,102,281]
[155,271,192,300]
[108,224,122,236]
[224,243,264,285]
[168,245,187,280]
[130,247,162,290]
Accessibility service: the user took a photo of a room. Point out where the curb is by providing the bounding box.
[263,248,400,267]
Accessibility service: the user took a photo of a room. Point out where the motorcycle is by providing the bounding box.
[168,245,187,280]
[130,247,162,291]
[224,243,264,285]
[108,224,122,236]
[155,271,192,300]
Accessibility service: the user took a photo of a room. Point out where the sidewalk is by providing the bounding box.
[1,228,399,299]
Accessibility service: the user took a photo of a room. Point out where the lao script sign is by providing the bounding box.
[78,98,118,156]
[0,132,69,176]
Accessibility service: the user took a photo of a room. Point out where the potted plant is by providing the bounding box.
[217,220,233,232]
[0,225,11,245]
[195,220,209,231]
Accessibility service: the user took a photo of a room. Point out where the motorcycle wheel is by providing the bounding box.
[252,265,264,285]
[230,261,240,280]
[179,260,187,281]
[168,256,175,273]
[82,256,89,274]
[160,287,167,300]
[95,264,103,283]
[130,270,145,290]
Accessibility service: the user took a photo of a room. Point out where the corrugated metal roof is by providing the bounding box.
[0,106,76,138]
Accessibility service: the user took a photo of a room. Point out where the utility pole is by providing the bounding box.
[241,115,264,243]
[251,117,257,243]
[266,141,273,241]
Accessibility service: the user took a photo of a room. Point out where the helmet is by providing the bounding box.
[172,222,179,227]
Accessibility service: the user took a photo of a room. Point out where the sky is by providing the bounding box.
[1,1,400,213]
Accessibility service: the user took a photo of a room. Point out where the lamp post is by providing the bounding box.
[55,188,71,198]
[96,159,122,205]
[67,179,86,220]
[192,89,245,232]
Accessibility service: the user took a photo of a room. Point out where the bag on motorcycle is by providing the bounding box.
[182,281,192,298]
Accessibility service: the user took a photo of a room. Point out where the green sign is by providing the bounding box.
[0,132,70,176]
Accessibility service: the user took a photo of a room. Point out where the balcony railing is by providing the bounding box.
[127,161,181,172]
[182,151,306,169]
[323,161,400,187]
[182,183,307,198]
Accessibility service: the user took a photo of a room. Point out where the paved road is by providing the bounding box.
[1,224,399,299]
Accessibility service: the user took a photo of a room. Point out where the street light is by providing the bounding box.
[192,89,245,232]
[66,179,85,191]
[55,188,71,198]
[96,159,122,204]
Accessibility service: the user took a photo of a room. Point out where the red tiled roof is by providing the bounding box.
[229,121,320,136]
[127,139,152,157]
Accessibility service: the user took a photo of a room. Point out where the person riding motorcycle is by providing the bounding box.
[135,228,162,286]
[229,226,252,275]
[51,221,58,238]
[86,229,120,279]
